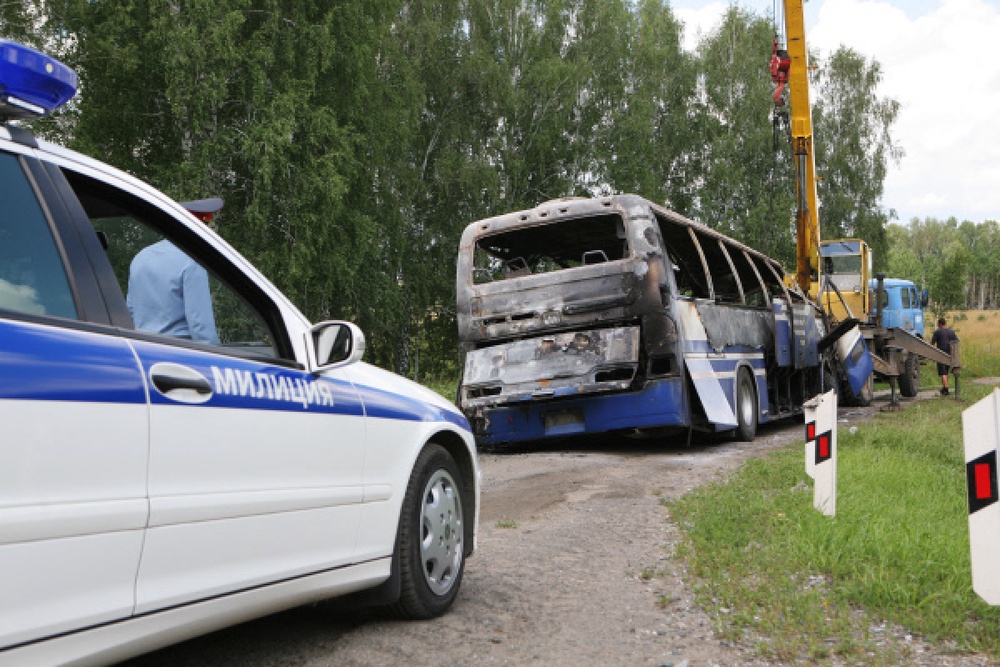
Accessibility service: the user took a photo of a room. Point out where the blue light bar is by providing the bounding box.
[0,40,78,121]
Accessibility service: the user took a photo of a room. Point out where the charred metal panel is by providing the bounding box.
[791,302,822,369]
[461,326,641,409]
[773,299,793,366]
[463,265,643,342]
[642,311,678,355]
[456,196,668,351]
[694,302,772,353]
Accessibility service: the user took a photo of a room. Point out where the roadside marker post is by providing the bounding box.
[963,388,1000,605]
[804,389,837,516]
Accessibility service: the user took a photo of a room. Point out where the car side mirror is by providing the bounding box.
[920,289,929,308]
[307,321,366,371]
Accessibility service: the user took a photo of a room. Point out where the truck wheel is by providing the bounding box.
[734,369,757,442]
[855,375,874,407]
[390,444,466,619]
[843,373,873,407]
[898,353,919,398]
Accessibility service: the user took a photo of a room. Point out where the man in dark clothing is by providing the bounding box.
[930,317,958,395]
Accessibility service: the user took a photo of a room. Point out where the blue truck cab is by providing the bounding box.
[870,278,928,337]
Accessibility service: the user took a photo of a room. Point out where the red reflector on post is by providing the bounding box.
[967,451,998,515]
[806,422,816,441]
[976,463,994,501]
[814,430,832,464]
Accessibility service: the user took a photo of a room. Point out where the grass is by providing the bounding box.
[941,310,1000,379]
[668,309,1000,663]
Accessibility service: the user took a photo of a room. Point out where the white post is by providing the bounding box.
[804,389,837,516]
[964,388,1000,605]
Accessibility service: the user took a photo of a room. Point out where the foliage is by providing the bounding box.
[1,0,912,379]
[669,382,1000,663]
[694,7,795,265]
[812,47,902,271]
[887,217,998,311]
[598,0,699,212]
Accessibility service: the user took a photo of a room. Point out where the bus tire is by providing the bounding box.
[898,352,919,398]
[734,369,757,442]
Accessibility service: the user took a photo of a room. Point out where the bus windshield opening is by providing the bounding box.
[472,213,628,284]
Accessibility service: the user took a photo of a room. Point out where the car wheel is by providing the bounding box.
[734,368,757,442]
[898,352,919,397]
[391,443,466,619]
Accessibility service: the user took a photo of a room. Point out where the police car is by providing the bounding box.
[0,41,479,666]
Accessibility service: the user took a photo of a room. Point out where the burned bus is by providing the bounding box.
[455,195,870,446]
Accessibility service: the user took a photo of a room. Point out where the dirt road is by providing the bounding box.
[126,390,993,667]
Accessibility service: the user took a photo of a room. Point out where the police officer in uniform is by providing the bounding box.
[126,198,223,345]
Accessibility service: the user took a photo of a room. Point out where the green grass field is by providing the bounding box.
[942,310,1000,380]
[669,311,1000,663]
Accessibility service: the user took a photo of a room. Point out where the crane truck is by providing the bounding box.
[770,0,958,405]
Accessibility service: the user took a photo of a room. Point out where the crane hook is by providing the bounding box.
[769,36,791,106]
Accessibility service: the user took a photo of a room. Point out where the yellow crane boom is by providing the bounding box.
[774,0,821,296]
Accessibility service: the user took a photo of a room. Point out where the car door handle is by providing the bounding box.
[149,362,213,404]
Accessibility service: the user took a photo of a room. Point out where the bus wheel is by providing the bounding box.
[734,369,757,442]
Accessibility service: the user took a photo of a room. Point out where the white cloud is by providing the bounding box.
[0,280,44,315]
[674,0,1000,223]
[809,0,1000,223]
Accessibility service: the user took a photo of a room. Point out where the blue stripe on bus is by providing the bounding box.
[0,319,146,403]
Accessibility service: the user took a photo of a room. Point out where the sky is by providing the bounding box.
[669,0,1000,225]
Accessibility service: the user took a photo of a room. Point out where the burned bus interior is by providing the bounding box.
[653,210,786,309]
[472,213,628,284]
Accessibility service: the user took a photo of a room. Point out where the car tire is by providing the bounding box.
[898,352,919,398]
[390,443,466,619]
[733,368,757,442]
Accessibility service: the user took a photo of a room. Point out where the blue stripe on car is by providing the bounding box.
[0,319,145,403]
[131,340,470,430]
[1,319,469,431]
[354,382,471,432]
[130,339,365,415]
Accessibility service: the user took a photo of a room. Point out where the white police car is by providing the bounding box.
[0,41,479,666]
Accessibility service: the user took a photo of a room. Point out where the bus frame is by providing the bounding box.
[456,194,868,446]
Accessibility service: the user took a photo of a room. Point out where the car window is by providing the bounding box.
[0,152,78,319]
[63,171,278,358]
